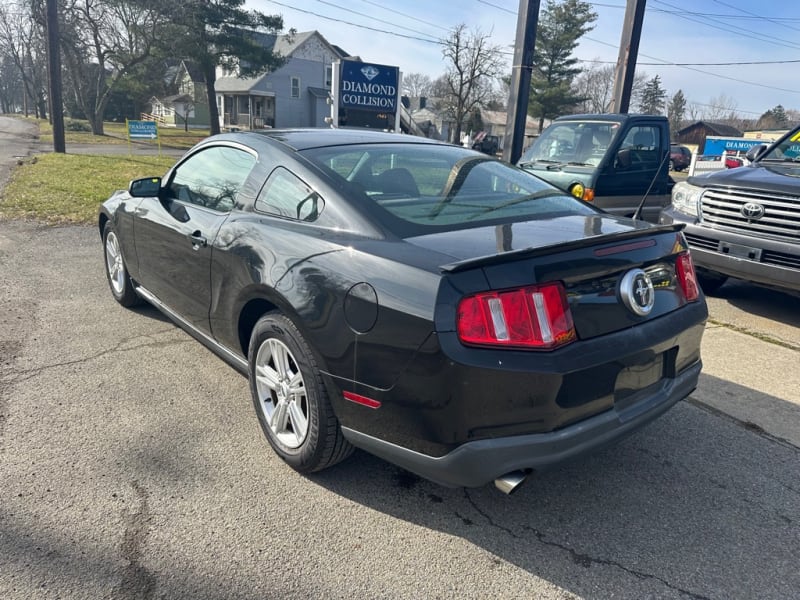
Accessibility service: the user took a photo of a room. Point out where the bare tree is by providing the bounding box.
[687,101,702,122]
[571,61,615,113]
[0,1,48,118]
[57,0,166,134]
[571,61,648,115]
[701,94,739,122]
[401,72,432,98]
[440,24,504,143]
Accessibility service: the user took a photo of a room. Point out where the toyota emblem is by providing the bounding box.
[740,202,765,220]
[619,269,655,316]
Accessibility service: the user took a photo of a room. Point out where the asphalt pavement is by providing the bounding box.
[1,116,798,599]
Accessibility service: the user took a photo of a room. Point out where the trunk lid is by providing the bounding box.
[422,215,692,340]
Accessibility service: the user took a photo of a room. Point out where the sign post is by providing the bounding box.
[126,119,161,155]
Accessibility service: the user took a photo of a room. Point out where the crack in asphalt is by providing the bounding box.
[463,489,713,600]
[520,524,715,600]
[0,329,190,385]
[112,480,157,599]
[707,318,800,352]
[686,397,800,452]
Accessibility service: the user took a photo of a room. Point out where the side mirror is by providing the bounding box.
[615,148,632,169]
[745,144,767,162]
[129,177,162,197]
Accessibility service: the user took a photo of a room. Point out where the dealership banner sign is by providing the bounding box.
[339,62,399,112]
[702,136,766,156]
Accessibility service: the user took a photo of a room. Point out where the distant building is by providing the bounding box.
[480,109,542,151]
[147,31,351,130]
[676,121,743,150]
[215,30,350,130]
[148,60,209,129]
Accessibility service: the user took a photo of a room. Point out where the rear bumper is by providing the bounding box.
[342,360,700,488]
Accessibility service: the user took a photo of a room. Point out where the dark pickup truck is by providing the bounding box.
[659,126,800,295]
[518,114,673,222]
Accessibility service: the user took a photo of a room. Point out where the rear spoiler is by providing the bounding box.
[440,223,686,273]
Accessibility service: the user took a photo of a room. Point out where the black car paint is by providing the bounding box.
[100,129,706,488]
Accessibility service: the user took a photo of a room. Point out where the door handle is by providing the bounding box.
[189,231,207,249]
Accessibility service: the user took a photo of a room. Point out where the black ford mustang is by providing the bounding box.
[100,128,707,493]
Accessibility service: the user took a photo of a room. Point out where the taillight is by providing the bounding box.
[457,282,576,349]
[675,251,699,302]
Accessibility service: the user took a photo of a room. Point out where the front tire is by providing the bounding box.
[103,221,141,307]
[248,313,353,473]
[697,270,728,295]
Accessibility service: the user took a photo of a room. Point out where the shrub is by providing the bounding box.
[64,119,92,132]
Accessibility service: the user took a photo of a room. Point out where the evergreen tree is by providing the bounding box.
[771,104,788,128]
[165,0,287,135]
[637,75,666,115]
[667,89,686,140]
[527,0,597,132]
[756,105,789,129]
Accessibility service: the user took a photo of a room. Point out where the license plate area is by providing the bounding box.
[613,346,678,415]
[719,241,762,261]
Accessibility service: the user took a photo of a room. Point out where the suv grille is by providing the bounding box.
[700,187,800,242]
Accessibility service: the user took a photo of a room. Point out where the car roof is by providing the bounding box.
[213,128,447,152]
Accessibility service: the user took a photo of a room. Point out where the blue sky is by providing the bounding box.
[250,0,800,119]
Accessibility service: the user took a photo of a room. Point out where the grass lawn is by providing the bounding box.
[0,153,175,224]
[30,117,209,149]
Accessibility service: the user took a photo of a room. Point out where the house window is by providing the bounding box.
[325,66,332,88]
[291,76,300,98]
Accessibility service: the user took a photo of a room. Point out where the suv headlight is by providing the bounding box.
[671,181,703,217]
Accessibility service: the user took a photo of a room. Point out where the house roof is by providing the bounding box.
[482,109,539,131]
[677,121,743,137]
[215,30,348,94]
[307,86,330,98]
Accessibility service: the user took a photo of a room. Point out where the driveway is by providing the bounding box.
[1,121,798,600]
[0,117,39,189]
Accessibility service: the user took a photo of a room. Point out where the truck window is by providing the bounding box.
[620,126,661,167]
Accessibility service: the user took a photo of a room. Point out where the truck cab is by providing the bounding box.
[518,114,673,222]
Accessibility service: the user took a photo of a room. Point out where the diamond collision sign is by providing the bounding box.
[339,61,399,112]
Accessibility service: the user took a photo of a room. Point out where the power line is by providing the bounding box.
[651,0,800,52]
[354,0,450,32]
[263,0,445,45]
[475,0,516,15]
[308,0,441,42]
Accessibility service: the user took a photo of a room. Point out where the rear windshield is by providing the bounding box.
[300,142,596,232]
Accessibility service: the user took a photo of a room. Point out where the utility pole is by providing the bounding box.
[46,0,65,153]
[502,0,540,165]
[609,0,646,114]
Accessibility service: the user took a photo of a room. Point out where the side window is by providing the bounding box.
[619,126,661,167]
[255,167,324,221]
[167,146,256,212]
[291,76,301,98]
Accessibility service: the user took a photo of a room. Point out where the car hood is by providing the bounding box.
[690,162,800,194]
[405,213,653,264]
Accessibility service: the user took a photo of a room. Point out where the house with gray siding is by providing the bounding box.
[215,30,350,130]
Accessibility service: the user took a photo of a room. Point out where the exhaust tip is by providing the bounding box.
[494,470,529,495]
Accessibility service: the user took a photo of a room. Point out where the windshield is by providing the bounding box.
[301,142,597,233]
[761,128,800,162]
[519,121,620,167]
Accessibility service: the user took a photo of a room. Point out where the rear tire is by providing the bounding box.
[248,312,353,473]
[697,271,728,295]
[103,221,142,307]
